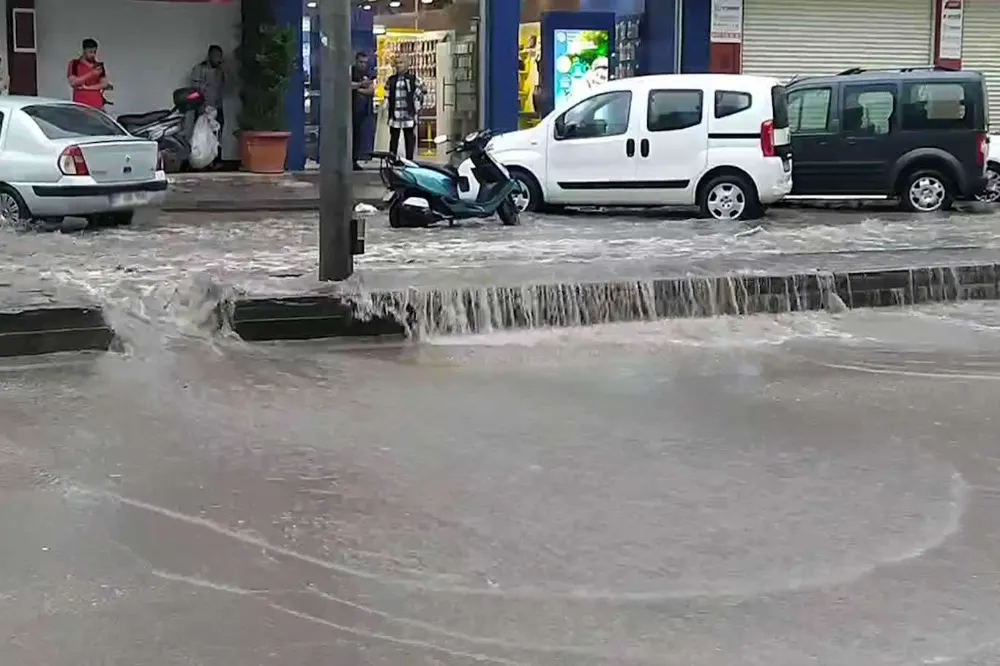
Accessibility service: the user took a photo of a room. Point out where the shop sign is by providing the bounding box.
[938,0,963,62]
[710,0,743,44]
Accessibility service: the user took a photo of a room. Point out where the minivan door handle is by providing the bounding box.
[640,138,650,157]
[625,138,635,157]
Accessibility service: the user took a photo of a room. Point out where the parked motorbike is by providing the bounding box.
[117,87,205,173]
[373,129,521,228]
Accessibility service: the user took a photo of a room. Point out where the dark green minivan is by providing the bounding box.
[784,67,989,212]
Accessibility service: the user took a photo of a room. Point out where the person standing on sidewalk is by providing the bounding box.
[385,54,424,161]
[190,45,228,165]
[351,51,374,171]
[67,38,112,110]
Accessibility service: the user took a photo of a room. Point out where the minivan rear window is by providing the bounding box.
[771,85,789,128]
[900,81,984,131]
[22,104,126,140]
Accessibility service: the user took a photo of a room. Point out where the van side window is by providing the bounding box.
[554,91,632,141]
[843,84,896,135]
[902,82,973,130]
[714,91,752,118]
[787,87,832,133]
[647,90,703,132]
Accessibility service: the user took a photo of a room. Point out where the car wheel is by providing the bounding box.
[698,174,762,221]
[901,170,953,213]
[0,186,32,230]
[508,168,543,213]
[977,163,1000,203]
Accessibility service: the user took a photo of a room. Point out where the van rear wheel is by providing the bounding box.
[698,174,762,221]
[900,169,953,213]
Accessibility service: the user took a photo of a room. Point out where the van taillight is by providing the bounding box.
[977,133,988,166]
[58,145,90,176]
[760,120,776,158]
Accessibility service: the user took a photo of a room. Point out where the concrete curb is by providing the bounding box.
[226,263,1000,342]
[0,305,116,357]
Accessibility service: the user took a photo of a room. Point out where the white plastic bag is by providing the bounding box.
[188,107,220,170]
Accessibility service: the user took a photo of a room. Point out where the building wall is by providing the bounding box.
[34,0,242,157]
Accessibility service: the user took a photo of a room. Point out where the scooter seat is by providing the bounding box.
[415,161,457,178]
[118,109,173,129]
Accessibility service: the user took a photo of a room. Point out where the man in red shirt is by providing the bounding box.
[67,38,112,110]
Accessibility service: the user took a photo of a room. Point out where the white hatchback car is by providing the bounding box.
[0,96,167,228]
[480,73,793,221]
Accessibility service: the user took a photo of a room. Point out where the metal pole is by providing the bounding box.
[318,0,354,281]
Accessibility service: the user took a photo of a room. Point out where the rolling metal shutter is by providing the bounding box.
[741,0,934,82]
[958,0,1000,129]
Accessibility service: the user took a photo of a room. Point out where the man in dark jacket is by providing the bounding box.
[350,51,374,171]
[385,54,424,161]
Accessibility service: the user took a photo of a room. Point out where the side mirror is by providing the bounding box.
[433,134,449,145]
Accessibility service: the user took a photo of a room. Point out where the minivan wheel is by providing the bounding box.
[698,174,762,221]
[977,163,1000,203]
[901,170,953,213]
[508,168,542,213]
[0,186,32,230]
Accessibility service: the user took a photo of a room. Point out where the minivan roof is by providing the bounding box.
[599,73,783,93]
[786,67,984,89]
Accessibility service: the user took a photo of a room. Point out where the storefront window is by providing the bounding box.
[303,0,481,164]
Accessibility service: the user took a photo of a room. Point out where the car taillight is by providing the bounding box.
[760,120,776,158]
[977,133,988,166]
[58,145,89,175]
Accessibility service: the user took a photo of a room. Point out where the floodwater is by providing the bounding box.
[6,207,1000,299]
[4,300,1000,665]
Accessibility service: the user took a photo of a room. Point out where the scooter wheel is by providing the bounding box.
[388,200,428,228]
[498,199,520,226]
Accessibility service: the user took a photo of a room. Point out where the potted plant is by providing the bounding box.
[237,0,296,173]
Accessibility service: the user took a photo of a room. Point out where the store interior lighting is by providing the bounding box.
[358,0,445,10]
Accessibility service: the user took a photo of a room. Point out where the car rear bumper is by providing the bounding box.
[757,160,793,204]
[18,177,168,217]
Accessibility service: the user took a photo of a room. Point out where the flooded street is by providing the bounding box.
[4,301,1000,665]
[6,207,1000,300]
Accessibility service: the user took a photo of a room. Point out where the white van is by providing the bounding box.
[481,74,793,221]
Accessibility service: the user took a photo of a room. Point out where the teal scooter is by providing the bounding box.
[373,129,521,228]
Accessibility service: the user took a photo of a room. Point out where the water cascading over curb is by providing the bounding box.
[226,264,1000,342]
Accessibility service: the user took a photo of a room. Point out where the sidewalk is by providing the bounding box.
[163,170,386,213]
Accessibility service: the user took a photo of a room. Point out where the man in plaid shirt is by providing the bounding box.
[385,54,425,160]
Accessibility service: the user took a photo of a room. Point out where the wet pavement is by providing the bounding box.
[7,206,1000,303]
[4,303,1000,664]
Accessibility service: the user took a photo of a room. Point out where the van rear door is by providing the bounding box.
[771,84,792,165]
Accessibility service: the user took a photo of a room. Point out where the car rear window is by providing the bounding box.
[22,104,126,140]
[771,85,789,128]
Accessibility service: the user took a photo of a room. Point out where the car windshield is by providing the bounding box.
[22,104,126,140]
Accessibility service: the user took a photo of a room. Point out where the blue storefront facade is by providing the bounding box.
[275,0,708,171]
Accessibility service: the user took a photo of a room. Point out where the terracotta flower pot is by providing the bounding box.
[240,130,290,174]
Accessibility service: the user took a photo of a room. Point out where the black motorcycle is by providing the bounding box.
[117,87,205,173]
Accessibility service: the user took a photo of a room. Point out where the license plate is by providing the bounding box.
[111,191,151,207]
[382,191,394,203]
